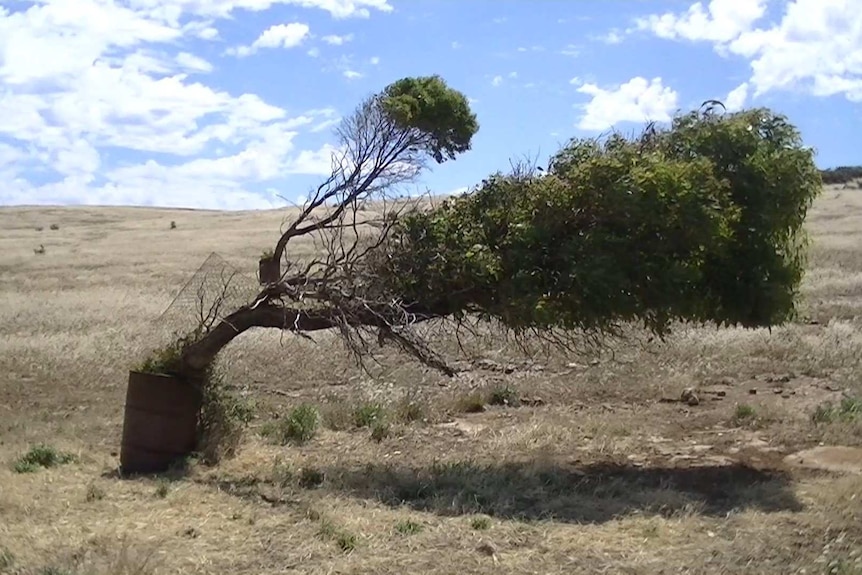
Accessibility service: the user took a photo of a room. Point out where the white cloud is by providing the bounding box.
[343,69,363,80]
[561,44,579,57]
[488,72,518,88]
[637,0,768,43]
[175,51,214,72]
[322,33,353,45]
[133,0,393,20]
[596,29,624,44]
[228,22,310,57]
[0,0,390,209]
[639,0,862,102]
[369,56,380,65]
[724,82,748,111]
[575,76,679,130]
[0,0,182,85]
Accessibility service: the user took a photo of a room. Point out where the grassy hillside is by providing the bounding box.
[0,185,861,574]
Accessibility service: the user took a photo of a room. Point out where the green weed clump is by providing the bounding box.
[13,444,75,473]
[812,397,862,424]
[264,404,321,445]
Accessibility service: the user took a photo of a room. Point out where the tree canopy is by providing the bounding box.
[380,75,479,163]
[164,77,821,380]
[377,107,821,339]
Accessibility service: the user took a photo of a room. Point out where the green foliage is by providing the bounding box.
[271,404,321,444]
[488,384,521,407]
[370,420,391,442]
[196,367,255,465]
[135,342,184,376]
[154,479,170,498]
[380,75,479,163]
[394,519,424,535]
[299,467,325,489]
[0,548,14,569]
[733,404,757,423]
[317,519,357,553]
[13,444,75,473]
[380,106,821,337]
[812,397,862,424]
[470,516,491,530]
[353,402,387,428]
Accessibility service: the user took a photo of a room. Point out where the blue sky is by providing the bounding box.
[0,0,860,210]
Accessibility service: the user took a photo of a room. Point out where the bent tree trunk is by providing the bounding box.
[177,301,447,377]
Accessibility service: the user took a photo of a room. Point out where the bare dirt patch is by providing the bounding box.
[785,446,862,474]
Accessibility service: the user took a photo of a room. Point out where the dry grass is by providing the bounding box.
[2,187,862,574]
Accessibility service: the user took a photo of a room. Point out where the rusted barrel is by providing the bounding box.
[120,371,202,474]
[259,256,280,284]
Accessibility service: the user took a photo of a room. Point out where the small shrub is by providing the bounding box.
[395,396,426,423]
[154,479,170,498]
[85,483,106,502]
[336,532,357,553]
[35,226,44,231]
[317,518,337,539]
[135,344,183,376]
[354,402,387,428]
[839,397,862,420]
[394,519,424,536]
[316,519,357,553]
[370,421,391,442]
[812,397,862,424]
[733,404,757,424]
[49,223,59,230]
[13,444,75,473]
[488,384,521,407]
[456,392,486,414]
[34,244,45,255]
[271,456,293,488]
[170,221,177,229]
[470,516,491,530]
[812,402,837,425]
[279,404,321,444]
[196,369,255,465]
[0,548,14,569]
[298,467,325,489]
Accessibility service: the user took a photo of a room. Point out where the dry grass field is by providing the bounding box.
[1,185,862,574]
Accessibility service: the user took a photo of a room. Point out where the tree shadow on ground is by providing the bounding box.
[320,459,804,523]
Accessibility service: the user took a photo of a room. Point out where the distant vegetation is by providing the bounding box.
[820,166,862,185]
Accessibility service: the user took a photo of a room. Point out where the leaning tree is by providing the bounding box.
[142,74,821,438]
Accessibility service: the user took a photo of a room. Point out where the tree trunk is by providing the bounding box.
[177,301,446,376]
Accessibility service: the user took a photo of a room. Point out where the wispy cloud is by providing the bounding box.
[322,33,353,45]
[227,23,310,57]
